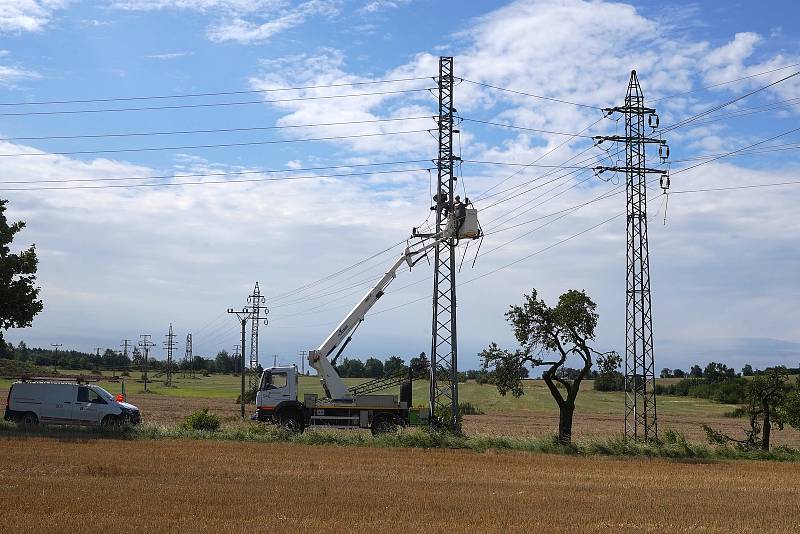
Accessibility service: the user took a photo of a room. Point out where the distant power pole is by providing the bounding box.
[247,282,269,392]
[227,307,250,419]
[138,335,155,392]
[273,354,277,367]
[163,324,178,387]
[120,339,131,377]
[184,334,192,378]
[233,345,241,373]
[94,348,103,374]
[595,70,670,442]
[298,350,308,375]
[50,343,62,373]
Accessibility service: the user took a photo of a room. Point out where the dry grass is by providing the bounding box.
[1,436,799,533]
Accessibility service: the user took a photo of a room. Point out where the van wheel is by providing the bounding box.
[101,415,120,428]
[278,411,304,434]
[19,412,38,430]
[371,413,399,436]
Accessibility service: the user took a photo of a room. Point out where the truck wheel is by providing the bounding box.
[19,412,38,430]
[371,413,399,436]
[278,411,304,434]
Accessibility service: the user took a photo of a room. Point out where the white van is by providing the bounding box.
[4,381,141,428]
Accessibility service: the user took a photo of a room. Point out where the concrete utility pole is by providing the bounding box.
[50,344,62,373]
[227,307,250,419]
[163,324,178,387]
[138,335,155,392]
[595,70,671,442]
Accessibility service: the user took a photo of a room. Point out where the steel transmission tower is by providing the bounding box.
[184,333,192,378]
[428,56,460,432]
[163,324,178,387]
[247,282,269,392]
[596,70,670,441]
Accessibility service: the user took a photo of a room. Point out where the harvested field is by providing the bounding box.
[65,392,800,447]
[1,436,799,533]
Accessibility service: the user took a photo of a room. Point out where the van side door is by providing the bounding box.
[73,386,105,424]
[40,384,77,423]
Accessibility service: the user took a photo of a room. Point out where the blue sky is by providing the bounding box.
[1,0,799,374]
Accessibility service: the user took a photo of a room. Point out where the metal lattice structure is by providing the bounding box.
[184,333,192,378]
[428,56,460,432]
[163,323,178,387]
[247,282,269,392]
[597,71,670,441]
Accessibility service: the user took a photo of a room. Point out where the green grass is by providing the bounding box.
[0,369,739,417]
[2,420,798,463]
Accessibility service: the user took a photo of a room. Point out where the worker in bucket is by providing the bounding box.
[453,195,467,234]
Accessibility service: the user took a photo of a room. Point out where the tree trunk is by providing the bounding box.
[558,404,574,444]
[762,401,771,451]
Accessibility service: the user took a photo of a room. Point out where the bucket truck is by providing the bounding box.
[254,207,481,434]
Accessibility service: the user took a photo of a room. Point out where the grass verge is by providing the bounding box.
[2,419,799,462]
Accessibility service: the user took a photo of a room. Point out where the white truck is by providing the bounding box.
[254,206,481,434]
[4,379,141,428]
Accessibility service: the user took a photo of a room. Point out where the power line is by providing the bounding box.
[459,118,596,138]
[661,70,800,132]
[0,76,432,107]
[0,116,434,142]
[0,166,432,191]
[459,78,603,110]
[651,62,800,103]
[0,158,430,185]
[0,128,431,157]
[671,179,800,194]
[0,87,435,117]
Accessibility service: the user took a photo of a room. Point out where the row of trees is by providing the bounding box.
[336,353,430,378]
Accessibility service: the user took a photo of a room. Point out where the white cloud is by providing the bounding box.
[0,64,40,85]
[145,51,192,60]
[112,0,339,44]
[358,0,410,14]
[0,0,70,33]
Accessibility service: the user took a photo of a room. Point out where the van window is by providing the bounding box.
[77,386,106,404]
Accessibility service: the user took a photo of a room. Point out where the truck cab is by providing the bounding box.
[256,365,298,412]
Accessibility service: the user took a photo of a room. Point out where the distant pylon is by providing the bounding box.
[163,324,178,387]
[595,70,671,441]
[184,334,192,378]
[247,282,269,392]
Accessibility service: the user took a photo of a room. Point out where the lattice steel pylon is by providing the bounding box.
[163,323,178,387]
[247,282,269,392]
[596,70,670,441]
[428,56,460,432]
[184,333,192,378]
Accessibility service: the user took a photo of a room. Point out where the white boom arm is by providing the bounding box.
[308,237,441,400]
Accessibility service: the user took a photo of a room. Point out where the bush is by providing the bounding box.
[121,370,130,377]
[657,377,748,405]
[235,384,258,404]
[593,372,625,391]
[183,409,221,431]
[458,402,484,416]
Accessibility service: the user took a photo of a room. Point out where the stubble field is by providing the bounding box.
[1,436,799,533]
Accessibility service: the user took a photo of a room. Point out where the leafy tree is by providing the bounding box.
[481,288,601,444]
[215,350,235,374]
[384,355,406,377]
[337,357,365,378]
[660,368,673,378]
[689,365,703,378]
[742,364,754,377]
[131,346,144,367]
[704,366,798,450]
[0,199,43,347]
[594,351,624,391]
[363,357,384,378]
[703,362,735,383]
[409,352,430,377]
[672,368,686,378]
